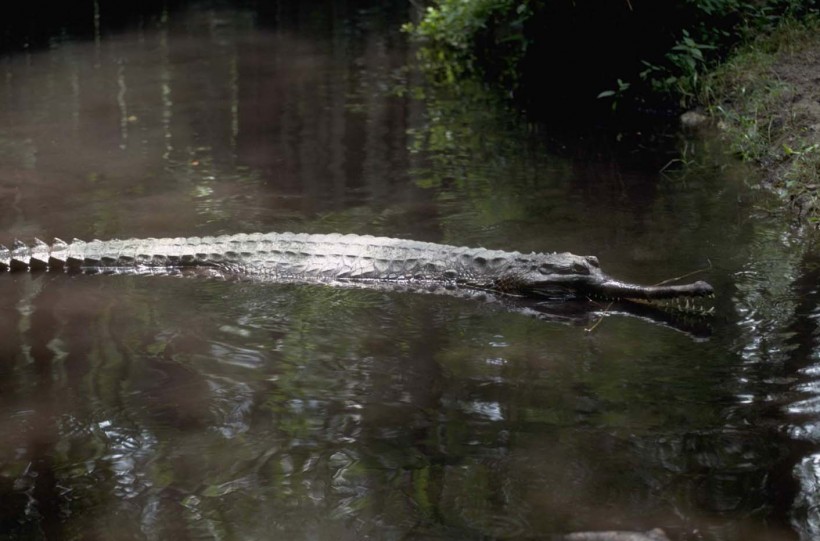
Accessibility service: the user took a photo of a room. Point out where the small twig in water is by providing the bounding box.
[652,259,712,287]
[585,300,614,333]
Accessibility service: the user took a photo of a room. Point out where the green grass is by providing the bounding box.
[700,17,820,223]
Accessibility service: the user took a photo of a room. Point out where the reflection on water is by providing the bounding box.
[0,1,818,540]
[0,2,419,239]
[0,274,726,539]
[779,251,820,540]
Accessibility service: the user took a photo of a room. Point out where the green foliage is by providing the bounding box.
[403,0,531,89]
[596,79,631,111]
[640,0,818,105]
[638,29,715,104]
[405,0,524,51]
[405,0,820,112]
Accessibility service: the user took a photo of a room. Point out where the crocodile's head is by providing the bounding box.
[492,252,714,308]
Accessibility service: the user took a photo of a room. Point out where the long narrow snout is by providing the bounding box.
[594,279,714,300]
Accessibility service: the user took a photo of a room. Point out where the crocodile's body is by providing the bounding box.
[0,232,713,303]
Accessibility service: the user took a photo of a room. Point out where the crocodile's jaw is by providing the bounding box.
[509,269,714,303]
[590,278,714,301]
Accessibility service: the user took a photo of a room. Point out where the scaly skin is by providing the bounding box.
[0,232,714,303]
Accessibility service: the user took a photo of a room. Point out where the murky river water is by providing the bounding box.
[0,2,818,540]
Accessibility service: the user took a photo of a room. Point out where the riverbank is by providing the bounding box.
[700,18,820,225]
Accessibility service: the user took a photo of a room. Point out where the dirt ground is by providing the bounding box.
[731,40,820,222]
[773,44,820,139]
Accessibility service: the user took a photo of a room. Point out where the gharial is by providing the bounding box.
[0,232,714,333]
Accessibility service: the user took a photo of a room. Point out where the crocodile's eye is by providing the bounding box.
[571,261,591,274]
[537,263,555,275]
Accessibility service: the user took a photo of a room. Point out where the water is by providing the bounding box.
[0,2,818,540]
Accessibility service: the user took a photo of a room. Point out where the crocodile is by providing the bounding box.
[0,232,714,332]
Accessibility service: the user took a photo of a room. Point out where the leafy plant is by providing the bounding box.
[639,29,716,104]
[406,0,820,115]
[597,79,631,111]
[403,0,532,90]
